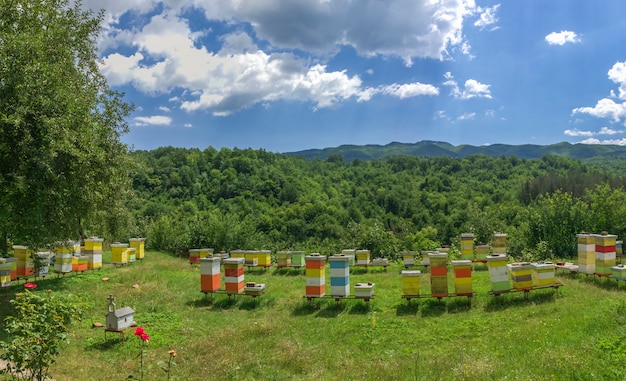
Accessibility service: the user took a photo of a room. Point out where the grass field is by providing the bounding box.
[2,251,626,381]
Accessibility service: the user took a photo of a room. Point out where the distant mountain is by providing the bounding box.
[284,141,626,161]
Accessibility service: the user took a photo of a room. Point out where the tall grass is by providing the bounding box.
[1,253,625,380]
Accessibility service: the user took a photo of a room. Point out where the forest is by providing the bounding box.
[119,146,626,261]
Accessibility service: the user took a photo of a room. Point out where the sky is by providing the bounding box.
[85,0,626,153]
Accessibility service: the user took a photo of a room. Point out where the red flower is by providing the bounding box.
[140,333,150,342]
[24,283,37,289]
[134,327,145,337]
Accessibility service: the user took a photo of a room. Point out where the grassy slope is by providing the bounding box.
[2,251,626,381]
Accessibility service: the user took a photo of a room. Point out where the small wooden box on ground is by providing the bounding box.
[111,243,129,265]
[129,238,146,260]
[354,282,375,298]
[244,282,266,296]
[611,264,626,280]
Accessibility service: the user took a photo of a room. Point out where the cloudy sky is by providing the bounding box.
[87,0,626,152]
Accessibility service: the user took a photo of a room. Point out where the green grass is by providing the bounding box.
[2,253,626,380]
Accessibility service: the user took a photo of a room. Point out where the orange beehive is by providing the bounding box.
[223,257,245,294]
[305,253,326,297]
[200,257,221,292]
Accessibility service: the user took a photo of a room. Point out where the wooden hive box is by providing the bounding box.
[129,238,146,260]
[35,252,52,277]
[329,254,350,297]
[460,233,475,260]
[188,249,201,265]
[200,257,221,292]
[452,259,473,295]
[486,254,510,292]
[244,282,266,296]
[111,243,129,264]
[223,257,245,294]
[354,282,375,298]
[305,253,326,297]
[276,251,292,268]
[291,251,306,267]
[355,250,371,266]
[531,262,555,286]
[0,259,11,287]
[611,264,626,280]
[402,251,416,266]
[402,270,421,295]
[128,248,137,263]
[257,250,272,267]
[577,233,596,274]
[509,262,533,290]
[594,233,617,276]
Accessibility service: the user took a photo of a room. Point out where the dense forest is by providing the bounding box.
[114,146,626,261]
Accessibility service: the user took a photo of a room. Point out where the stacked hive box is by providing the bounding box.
[230,250,245,259]
[84,237,103,270]
[244,250,259,267]
[111,243,129,265]
[13,245,34,278]
[475,245,490,261]
[72,255,88,272]
[486,254,510,292]
[531,262,555,286]
[452,260,473,295]
[6,257,17,281]
[611,264,626,281]
[305,254,326,298]
[341,249,356,266]
[595,233,617,276]
[354,283,375,298]
[189,249,201,265]
[200,257,222,293]
[420,251,431,266]
[257,250,272,268]
[35,252,51,277]
[429,252,449,297]
[129,238,146,260]
[460,233,475,260]
[492,233,507,255]
[291,251,306,267]
[277,251,292,267]
[510,262,533,290]
[223,257,245,294]
[356,250,371,267]
[402,251,416,267]
[199,248,214,259]
[401,270,421,295]
[0,258,11,287]
[54,242,75,274]
[329,254,351,297]
[577,233,596,274]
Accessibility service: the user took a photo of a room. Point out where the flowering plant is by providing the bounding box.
[132,327,150,381]
[24,282,37,289]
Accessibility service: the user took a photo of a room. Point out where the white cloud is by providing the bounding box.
[457,112,476,120]
[572,98,626,122]
[443,73,492,99]
[380,82,439,99]
[133,115,173,126]
[608,61,626,100]
[545,31,580,46]
[580,138,626,146]
[183,123,192,128]
[159,106,171,112]
[564,128,593,137]
[599,126,622,135]
[474,4,500,31]
[434,110,451,120]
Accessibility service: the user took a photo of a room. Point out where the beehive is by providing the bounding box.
[617,240,623,258]
[475,245,490,261]
[492,233,507,255]
[402,251,416,267]
[401,270,421,295]
[230,250,245,259]
[0,258,11,287]
[13,245,34,278]
[354,282,375,298]
[77,255,88,271]
[329,254,350,297]
[595,233,617,276]
[54,251,73,274]
[451,260,473,295]
[420,251,431,266]
[276,251,292,268]
[244,282,266,296]
[531,262,555,286]
[111,243,129,265]
[355,250,371,267]
[6,257,17,281]
[509,262,533,290]
[200,257,221,292]
[486,254,510,292]
[244,250,259,267]
[341,249,356,266]
[84,237,103,269]
[54,241,80,255]
[199,248,214,259]
[257,250,272,267]
[611,264,626,280]
[223,257,245,294]
[128,248,137,263]
[291,251,306,267]
[188,249,201,265]
[305,253,326,297]
[460,233,475,260]
[34,252,52,277]
[129,238,146,260]
[429,252,449,297]
[577,233,596,274]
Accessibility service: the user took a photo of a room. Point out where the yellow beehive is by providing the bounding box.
[402,251,416,267]
[486,254,510,292]
[356,250,371,267]
[452,260,473,295]
[199,248,214,258]
[189,249,201,265]
[128,248,137,263]
[460,233,475,260]
[531,262,555,286]
[257,250,272,267]
[420,251,431,266]
[13,245,34,277]
[129,238,146,260]
[244,250,260,267]
[230,249,245,259]
[475,245,490,260]
[276,251,292,267]
[577,233,596,274]
[401,270,421,295]
[0,258,11,287]
[54,241,80,255]
[111,243,129,264]
[595,232,616,276]
[429,252,448,297]
[492,233,507,255]
[84,237,103,269]
[6,257,17,280]
[509,262,533,290]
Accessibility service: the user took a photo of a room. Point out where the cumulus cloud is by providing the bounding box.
[457,112,476,120]
[572,99,626,122]
[474,4,500,31]
[580,138,626,146]
[545,31,580,46]
[608,61,626,100]
[443,72,492,99]
[158,106,171,112]
[564,129,593,137]
[379,82,439,99]
[133,115,173,126]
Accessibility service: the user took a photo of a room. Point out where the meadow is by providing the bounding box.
[2,251,626,381]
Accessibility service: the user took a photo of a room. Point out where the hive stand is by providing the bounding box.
[488,282,564,299]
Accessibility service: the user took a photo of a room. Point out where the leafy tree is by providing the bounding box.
[0,0,133,253]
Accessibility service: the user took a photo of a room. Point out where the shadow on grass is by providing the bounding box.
[579,275,624,291]
[419,298,447,317]
[446,297,472,313]
[238,297,263,310]
[395,300,420,316]
[347,301,372,314]
[350,267,368,275]
[483,289,557,312]
[212,296,238,309]
[316,301,347,318]
[186,295,215,308]
[291,301,321,316]
[88,336,126,350]
[272,268,304,276]
[245,267,271,275]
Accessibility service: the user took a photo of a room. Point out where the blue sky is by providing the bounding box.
[86,0,626,153]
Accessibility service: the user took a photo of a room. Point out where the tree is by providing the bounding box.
[0,0,133,253]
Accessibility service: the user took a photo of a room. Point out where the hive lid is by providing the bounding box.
[401,270,421,276]
[451,260,472,266]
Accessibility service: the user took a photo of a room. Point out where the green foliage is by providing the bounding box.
[0,0,133,252]
[0,289,84,381]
